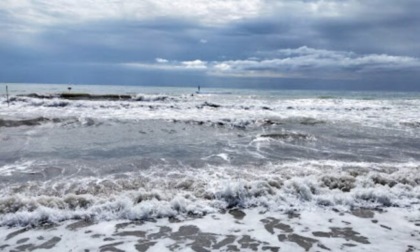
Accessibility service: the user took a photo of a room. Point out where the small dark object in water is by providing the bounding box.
[6,85,9,106]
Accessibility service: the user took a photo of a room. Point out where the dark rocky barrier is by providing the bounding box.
[19,93,133,101]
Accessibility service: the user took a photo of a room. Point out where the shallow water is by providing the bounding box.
[0,83,419,250]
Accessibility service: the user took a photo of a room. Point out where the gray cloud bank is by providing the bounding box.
[123,47,419,79]
[1,0,420,90]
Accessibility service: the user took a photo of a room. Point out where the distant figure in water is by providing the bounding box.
[197,85,201,93]
[68,87,72,92]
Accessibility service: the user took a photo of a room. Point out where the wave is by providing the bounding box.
[1,161,419,227]
[15,93,182,103]
[400,121,420,128]
[8,93,399,113]
[196,102,222,109]
[134,94,178,102]
[4,91,415,130]
[259,132,314,141]
[0,114,327,132]
[0,116,106,129]
[171,117,326,130]
[0,117,62,128]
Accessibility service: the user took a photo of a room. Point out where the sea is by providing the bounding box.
[0,83,419,251]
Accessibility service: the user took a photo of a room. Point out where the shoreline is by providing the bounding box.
[1,207,418,251]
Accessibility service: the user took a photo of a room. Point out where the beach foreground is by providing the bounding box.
[1,207,419,251]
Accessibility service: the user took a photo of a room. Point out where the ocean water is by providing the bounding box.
[0,83,419,251]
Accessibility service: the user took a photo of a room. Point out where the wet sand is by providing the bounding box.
[1,207,419,251]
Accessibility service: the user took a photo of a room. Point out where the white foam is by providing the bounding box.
[0,160,418,227]
[0,160,35,176]
[0,206,418,251]
[2,89,420,132]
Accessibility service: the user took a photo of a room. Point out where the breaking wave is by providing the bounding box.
[1,161,419,227]
[3,92,420,131]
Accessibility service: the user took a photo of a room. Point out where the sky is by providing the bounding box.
[1,0,419,90]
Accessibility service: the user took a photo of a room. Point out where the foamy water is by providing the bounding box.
[0,83,419,251]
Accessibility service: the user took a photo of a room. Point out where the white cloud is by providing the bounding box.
[0,0,264,28]
[155,58,168,63]
[214,63,231,71]
[212,47,420,78]
[122,59,208,71]
[181,60,207,69]
[123,47,420,79]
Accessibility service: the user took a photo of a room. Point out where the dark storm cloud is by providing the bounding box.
[310,2,420,56]
[0,0,419,90]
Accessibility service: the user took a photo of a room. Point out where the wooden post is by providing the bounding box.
[6,85,9,107]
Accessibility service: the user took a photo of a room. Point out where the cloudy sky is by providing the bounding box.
[1,0,419,90]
